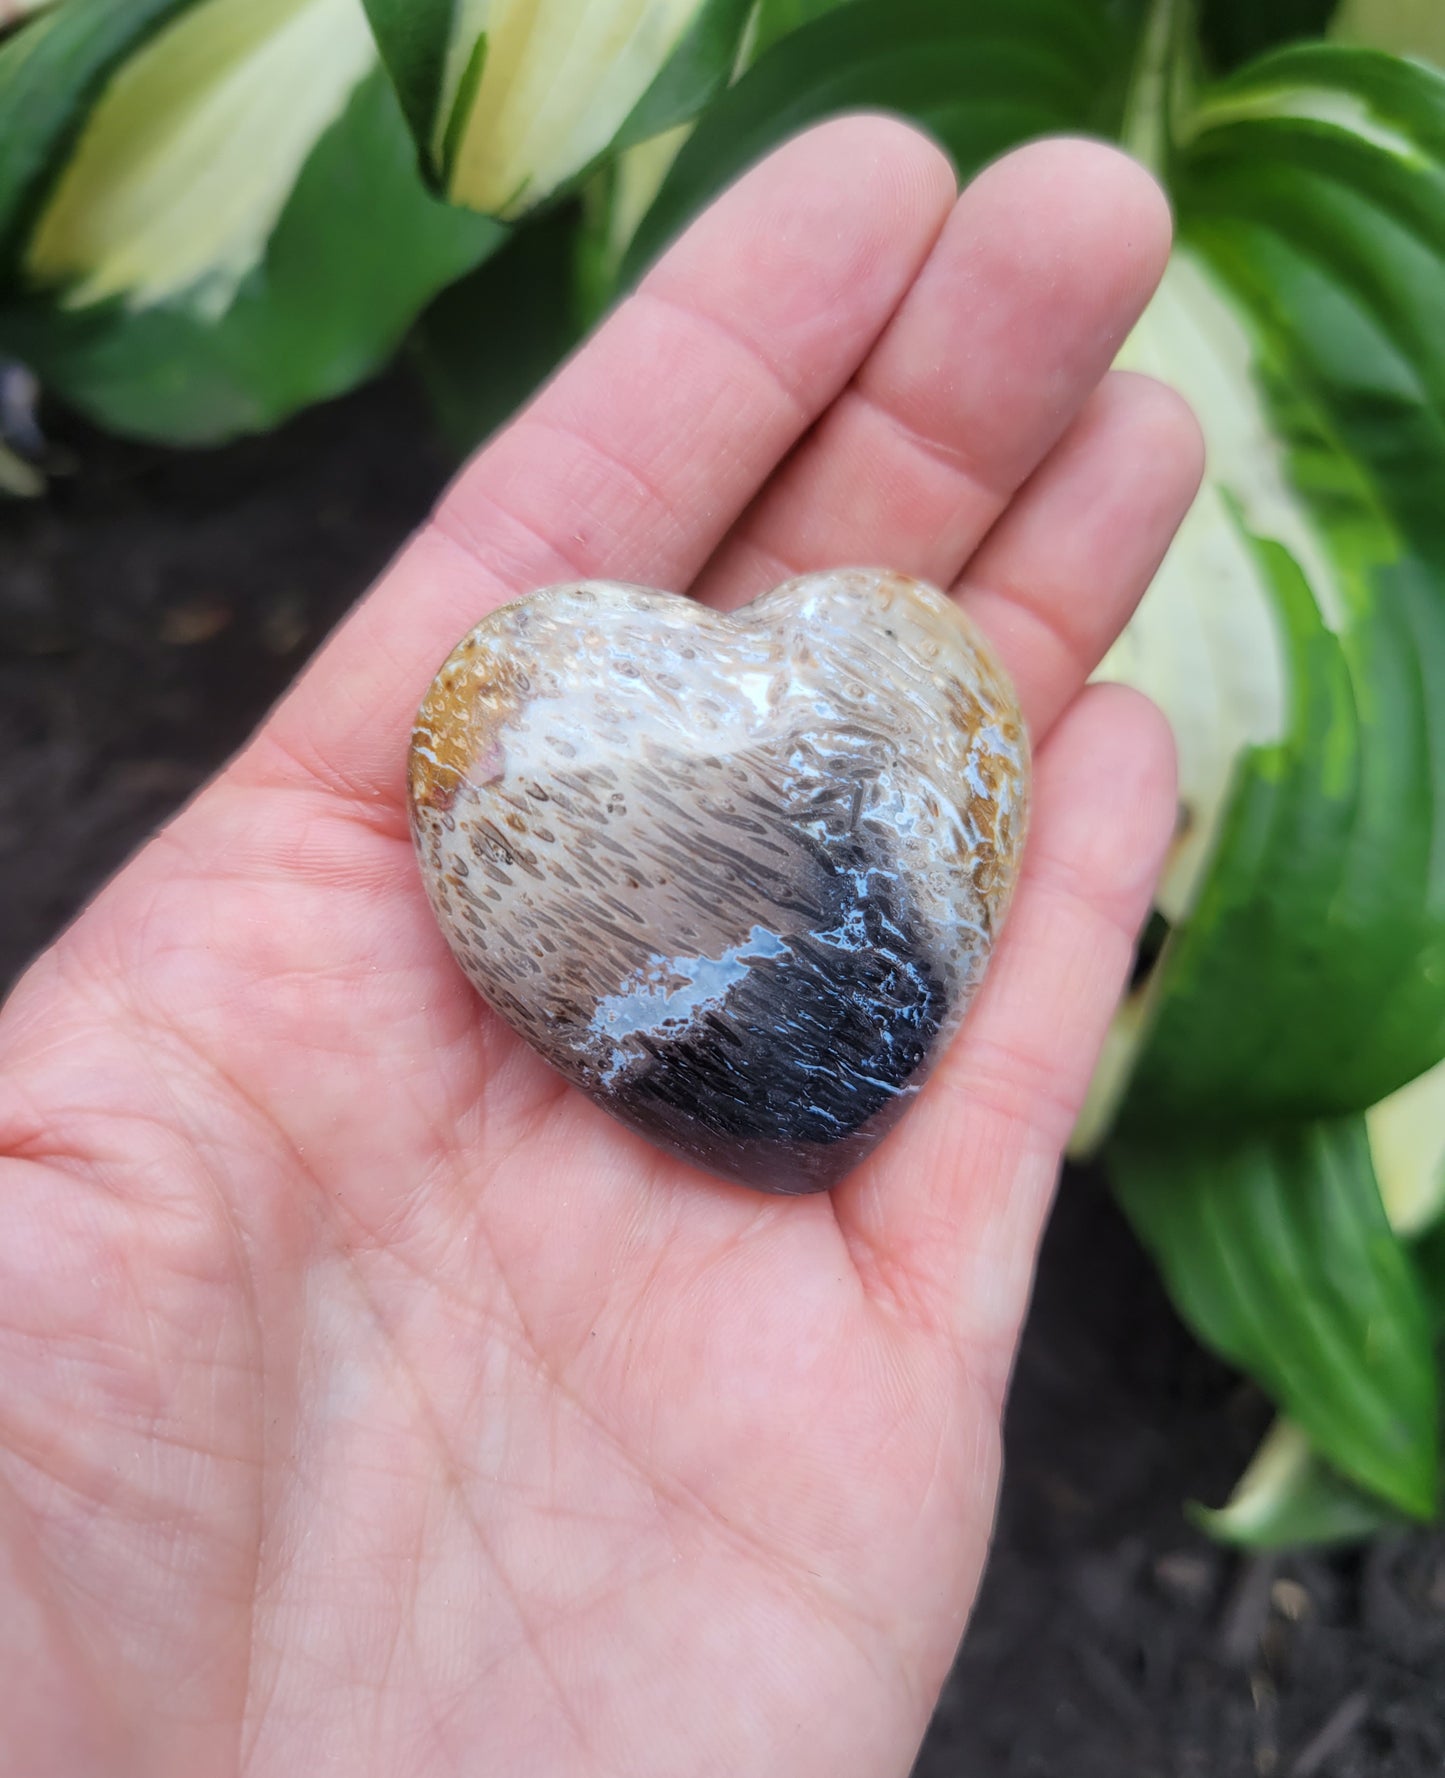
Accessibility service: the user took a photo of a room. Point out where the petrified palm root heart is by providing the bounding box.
[408,569,1030,1194]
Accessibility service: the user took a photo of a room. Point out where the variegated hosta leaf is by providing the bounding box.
[1104,254,1293,931]
[405,0,760,443]
[0,0,500,441]
[1197,0,1445,79]
[1096,47,1445,1132]
[592,0,862,286]
[602,124,692,273]
[1193,1417,1400,1548]
[0,0,192,268]
[748,0,851,62]
[362,0,754,218]
[412,0,1146,500]
[405,119,695,468]
[588,0,861,311]
[622,0,1144,278]
[1197,1095,1445,1548]
[1095,46,1445,1545]
[26,0,378,313]
[1113,1115,1439,1518]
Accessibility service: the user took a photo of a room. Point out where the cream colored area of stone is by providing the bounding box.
[409,571,1029,1096]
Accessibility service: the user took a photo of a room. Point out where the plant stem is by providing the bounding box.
[1122,0,1191,177]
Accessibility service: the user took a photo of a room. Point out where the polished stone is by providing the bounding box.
[409,569,1029,1193]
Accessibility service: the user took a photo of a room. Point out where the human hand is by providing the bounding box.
[0,119,1201,1778]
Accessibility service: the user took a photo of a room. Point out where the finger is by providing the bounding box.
[957,369,1204,741]
[692,138,1173,609]
[836,684,1177,1369]
[251,117,956,805]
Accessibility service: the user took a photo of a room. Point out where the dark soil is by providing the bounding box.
[915,1180,1445,1778]
[5,374,1444,1778]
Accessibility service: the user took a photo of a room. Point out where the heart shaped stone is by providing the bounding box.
[408,569,1029,1193]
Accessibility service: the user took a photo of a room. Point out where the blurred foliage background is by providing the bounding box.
[5,0,1445,1550]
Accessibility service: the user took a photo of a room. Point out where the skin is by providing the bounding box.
[0,122,1203,1777]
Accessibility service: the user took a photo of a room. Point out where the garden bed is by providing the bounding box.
[4,374,1442,1778]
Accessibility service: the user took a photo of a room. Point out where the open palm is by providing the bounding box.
[1,122,1200,1778]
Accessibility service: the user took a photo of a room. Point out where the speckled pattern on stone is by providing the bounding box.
[408,568,1030,1193]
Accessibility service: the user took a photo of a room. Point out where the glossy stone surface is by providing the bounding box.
[408,569,1029,1193]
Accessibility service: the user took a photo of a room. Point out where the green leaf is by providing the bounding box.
[1199,0,1338,76]
[0,66,502,441]
[613,11,1445,1148]
[1194,1417,1401,1547]
[613,0,756,151]
[359,0,456,157]
[0,0,199,275]
[749,0,852,62]
[363,0,746,219]
[1103,268,1295,938]
[1196,1095,1445,1552]
[410,200,584,456]
[1368,1057,1445,1236]
[588,123,693,294]
[623,0,1144,281]
[1112,1116,1439,1518]
[18,0,383,314]
[1413,1217,1445,1330]
[1099,48,1445,1128]
[437,26,488,192]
